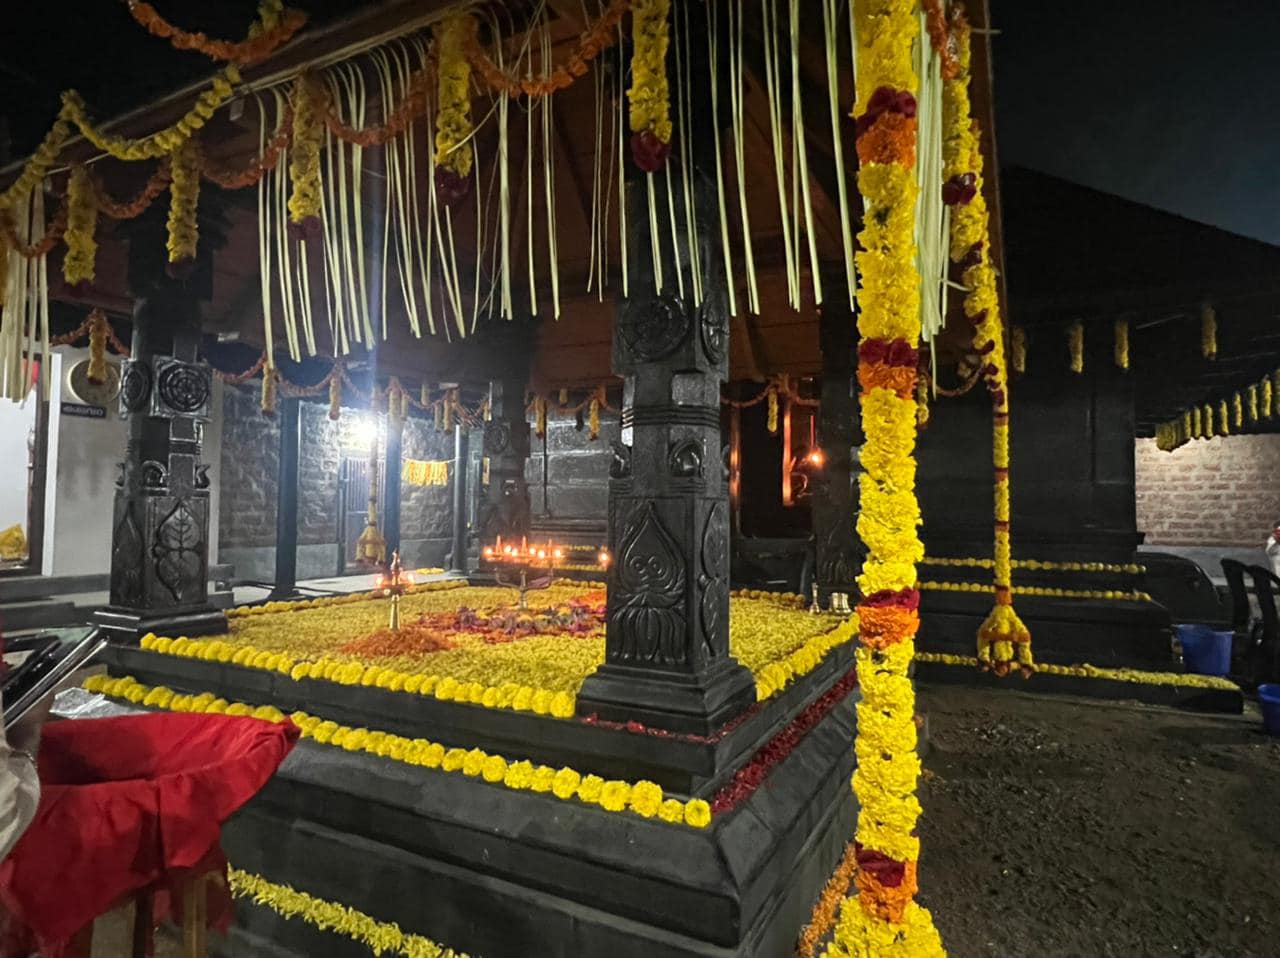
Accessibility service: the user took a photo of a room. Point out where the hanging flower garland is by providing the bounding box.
[1067,320,1084,373]
[125,0,307,67]
[0,197,68,260]
[61,65,241,162]
[1113,319,1129,370]
[434,15,475,205]
[94,160,172,219]
[627,0,673,171]
[464,0,630,97]
[205,109,293,189]
[287,73,323,239]
[0,109,72,211]
[1009,326,1026,374]
[165,137,202,276]
[939,8,1030,677]
[62,166,98,292]
[86,309,111,384]
[832,1,944,955]
[1201,303,1217,360]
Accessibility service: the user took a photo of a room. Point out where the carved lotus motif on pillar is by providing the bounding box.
[152,498,205,603]
[698,502,729,658]
[110,503,144,607]
[611,502,687,666]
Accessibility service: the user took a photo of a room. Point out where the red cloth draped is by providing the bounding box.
[0,712,297,955]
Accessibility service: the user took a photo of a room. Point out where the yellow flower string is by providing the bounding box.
[85,673,713,828]
[165,137,202,269]
[922,556,1144,575]
[940,12,1030,677]
[831,1,943,954]
[1113,318,1129,370]
[1067,321,1084,374]
[287,73,323,234]
[914,652,1238,690]
[60,65,240,161]
[0,108,73,210]
[626,0,672,170]
[433,16,475,183]
[920,581,1153,602]
[62,166,98,289]
[228,867,469,957]
[1201,303,1217,360]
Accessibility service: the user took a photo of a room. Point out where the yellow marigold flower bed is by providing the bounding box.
[140,584,852,717]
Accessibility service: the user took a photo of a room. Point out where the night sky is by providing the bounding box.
[2,1,1277,248]
[992,0,1280,245]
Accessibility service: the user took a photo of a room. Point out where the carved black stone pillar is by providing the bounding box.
[95,198,227,643]
[812,289,861,608]
[478,377,531,546]
[576,0,754,734]
[384,410,403,559]
[270,396,300,600]
[450,423,470,574]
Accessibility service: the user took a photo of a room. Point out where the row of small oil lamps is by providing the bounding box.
[482,536,611,570]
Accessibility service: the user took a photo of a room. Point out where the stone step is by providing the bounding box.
[0,598,81,633]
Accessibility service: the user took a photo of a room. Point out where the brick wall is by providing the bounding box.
[1134,434,1280,547]
[218,386,453,550]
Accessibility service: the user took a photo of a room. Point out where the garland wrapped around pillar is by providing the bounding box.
[939,6,1031,677]
[826,1,944,954]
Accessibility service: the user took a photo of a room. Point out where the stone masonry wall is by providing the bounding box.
[218,385,454,552]
[1135,434,1280,547]
[525,413,619,521]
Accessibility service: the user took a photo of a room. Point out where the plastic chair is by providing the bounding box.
[1246,565,1280,684]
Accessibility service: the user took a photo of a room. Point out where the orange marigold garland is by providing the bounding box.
[434,15,475,205]
[165,138,202,278]
[94,160,172,220]
[627,0,672,171]
[940,8,1031,677]
[62,166,98,293]
[86,309,110,385]
[826,2,944,956]
[125,0,307,66]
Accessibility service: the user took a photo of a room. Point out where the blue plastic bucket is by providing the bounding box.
[1259,685,1280,737]
[1174,624,1232,676]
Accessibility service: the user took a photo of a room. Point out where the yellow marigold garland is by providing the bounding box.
[61,65,240,162]
[433,15,475,203]
[0,109,73,211]
[627,0,672,171]
[62,166,98,291]
[287,73,323,238]
[1200,303,1217,360]
[165,137,202,273]
[85,673,712,828]
[86,309,110,384]
[831,2,943,955]
[228,868,469,958]
[1067,321,1084,374]
[1114,318,1129,370]
[940,11,1030,677]
[914,651,1239,690]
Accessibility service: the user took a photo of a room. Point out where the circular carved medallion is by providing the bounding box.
[120,363,151,412]
[698,301,727,364]
[621,294,688,363]
[483,421,511,455]
[158,363,209,413]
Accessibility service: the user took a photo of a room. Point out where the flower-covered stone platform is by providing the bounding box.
[96,580,862,956]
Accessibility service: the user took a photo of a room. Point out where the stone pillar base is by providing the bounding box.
[576,657,756,736]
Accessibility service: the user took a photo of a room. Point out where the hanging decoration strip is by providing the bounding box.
[60,64,241,162]
[628,0,673,171]
[433,15,475,202]
[1154,366,1280,452]
[828,1,944,955]
[94,160,172,218]
[125,0,307,66]
[287,74,324,237]
[62,166,98,291]
[165,138,202,274]
[403,458,450,486]
[0,196,68,260]
[937,6,1031,677]
[204,109,292,189]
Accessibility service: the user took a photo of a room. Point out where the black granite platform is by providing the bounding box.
[103,640,855,795]
[211,689,858,957]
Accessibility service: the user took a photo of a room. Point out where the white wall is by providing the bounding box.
[41,351,227,577]
[0,385,36,535]
[43,348,127,576]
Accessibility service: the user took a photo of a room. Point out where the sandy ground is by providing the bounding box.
[916,685,1280,958]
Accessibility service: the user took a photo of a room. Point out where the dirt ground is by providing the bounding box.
[916,685,1280,958]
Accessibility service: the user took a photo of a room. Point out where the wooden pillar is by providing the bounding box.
[270,396,300,599]
[576,0,754,734]
[812,288,861,607]
[94,202,226,643]
[450,422,470,574]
